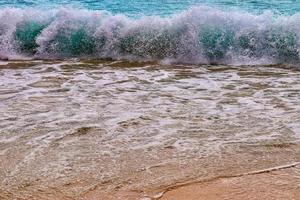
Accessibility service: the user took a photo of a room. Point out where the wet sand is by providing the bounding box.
[68,161,300,200]
[160,163,300,200]
[0,60,299,199]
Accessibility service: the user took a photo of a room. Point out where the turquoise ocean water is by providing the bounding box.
[1,0,300,64]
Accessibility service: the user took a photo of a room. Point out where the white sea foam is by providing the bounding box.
[0,6,300,65]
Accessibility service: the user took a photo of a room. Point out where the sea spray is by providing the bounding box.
[0,6,300,64]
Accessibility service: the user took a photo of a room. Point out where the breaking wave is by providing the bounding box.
[1,6,300,65]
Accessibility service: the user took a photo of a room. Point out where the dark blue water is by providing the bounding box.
[1,0,300,65]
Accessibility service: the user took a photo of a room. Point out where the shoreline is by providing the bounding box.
[78,162,300,200]
[158,162,300,200]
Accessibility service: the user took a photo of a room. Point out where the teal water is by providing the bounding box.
[2,0,300,16]
[1,1,300,64]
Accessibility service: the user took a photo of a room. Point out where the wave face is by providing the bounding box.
[1,7,300,64]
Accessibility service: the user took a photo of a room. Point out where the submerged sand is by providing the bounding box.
[0,60,299,199]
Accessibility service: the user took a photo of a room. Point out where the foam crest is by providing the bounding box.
[1,6,300,65]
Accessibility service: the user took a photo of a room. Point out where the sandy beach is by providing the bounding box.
[81,163,300,200]
[160,163,300,200]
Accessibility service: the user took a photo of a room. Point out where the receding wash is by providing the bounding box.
[1,1,300,64]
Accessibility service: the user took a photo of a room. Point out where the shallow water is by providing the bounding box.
[0,60,299,199]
